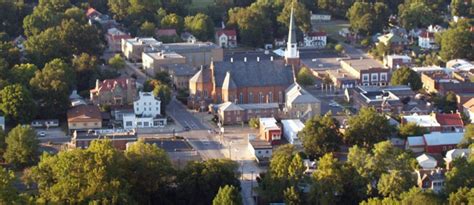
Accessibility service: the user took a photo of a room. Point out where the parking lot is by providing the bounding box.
[34,128,70,144]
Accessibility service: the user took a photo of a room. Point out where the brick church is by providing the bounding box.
[188,8,301,110]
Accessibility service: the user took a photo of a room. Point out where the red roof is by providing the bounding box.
[419,31,435,38]
[86,8,101,18]
[156,29,177,37]
[435,113,464,126]
[307,31,327,37]
[67,105,102,122]
[91,77,135,93]
[216,29,237,37]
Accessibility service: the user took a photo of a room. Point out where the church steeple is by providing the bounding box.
[285,6,300,66]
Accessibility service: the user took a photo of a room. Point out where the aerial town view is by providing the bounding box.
[0,0,473,204]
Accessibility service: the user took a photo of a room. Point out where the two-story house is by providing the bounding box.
[90,78,137,106]
[123,92,166,129]
[215,29,237,48]
[303,31,327,48]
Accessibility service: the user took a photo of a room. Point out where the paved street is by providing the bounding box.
[166,99,208,130]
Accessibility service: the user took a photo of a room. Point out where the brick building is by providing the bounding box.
[90,78,137,106]
[340,58,389,86]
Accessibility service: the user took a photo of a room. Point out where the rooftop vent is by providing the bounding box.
[244,57,247,62]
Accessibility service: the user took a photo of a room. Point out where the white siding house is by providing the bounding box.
[281,119,304,145]
[123,92,166,129]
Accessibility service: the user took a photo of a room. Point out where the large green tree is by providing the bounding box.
[445,154,474,195]
[27,140,132,203]
[277,0,311,33]
[139,21,156,37]
[439,26,474,61]
[0,129,5,157]
[390,67,422,91]
[4,125,39,169]
[72,53,99,92]
[347,2,389,35]
[178,159,240,205]
[0,167,22,203]
[398,122,426,139]
[283,186,301,205]
[448,187,474,205]
[296,67,316,86]
[310,153,345,205]
[212,185,243,205]
[450,0,473,17]
[9,64,39,87]
[0,84,37,124]
[125,140,174,204]
[300,113,341,158]
[24,27,69,67]
[399,2,438,30]
[377,170,415,197]
[161,13,184,33]
[458,124,474,148]
[228,4,273,47]
[30,58,73,118]
[343,107,393,147]
[184,13,215,41]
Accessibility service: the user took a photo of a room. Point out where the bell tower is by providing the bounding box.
[285,6,300,67]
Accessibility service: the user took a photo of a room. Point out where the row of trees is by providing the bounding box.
[0,139,242,204]
[258,139,473,204]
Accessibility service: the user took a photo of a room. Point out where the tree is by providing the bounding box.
[109,54,126,70]
[343,107,393,147]
[445,156,474,194]
[399,187,443,204]
[334,44,344,53]
[439,27,474,61]
[288,154,305,183]
[277,0,311,33]
[450,0,472,17]
[184,13,215,41]
[377,170,415,197]
[9,64,39,87]
[4,125,39,169]
[0,167,21,203]
[139,21,156,37]
[346,2,388,35]
[300,113,341,158]
[449,187,474,205]
[161,13,184,33]
[212,185,243,205]
[458,124,474,148]
[57,19,104,56]
[0,41,20,66]
[399,2,438,31]
[72,53,99,91]
[153,83,172,111]
[317,0,355,18]
[398,122,426,139]
[270,144,297,179]
[390,67,422,91]
[125,140,174,204]
[178,159,240,205]
[296,67,315,86]
[154,71,172,85]
[0,84,37,124]
[433,92,458,113]
[228,5,272,47]
[371,42,390,60]
[108,0,130,20]
[25,27,69,67]
[30,59,72,118]
[27,139,132,203]
[0,129,5,157]
[248,118,259,129]
[284,186,301,205]
[310,153,344,205]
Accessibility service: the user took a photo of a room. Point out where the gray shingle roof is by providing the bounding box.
[189,68,211,83]
[213,60,294,88]
[222,72,237,89]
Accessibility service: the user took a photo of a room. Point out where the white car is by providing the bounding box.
[39,131,46,137]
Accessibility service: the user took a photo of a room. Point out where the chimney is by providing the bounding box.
[257,57,260,62]
[270,56,274,61]
[95,79,99,89]
[230,57,233,63]
[244,57,247,62]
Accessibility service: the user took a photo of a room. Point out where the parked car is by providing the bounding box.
[38,131,46,137]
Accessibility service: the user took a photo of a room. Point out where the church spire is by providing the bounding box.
[285,6,300,67]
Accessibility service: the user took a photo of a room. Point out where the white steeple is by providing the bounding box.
[285,6,299,59]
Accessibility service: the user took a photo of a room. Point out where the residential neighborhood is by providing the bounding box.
[0,0,472,205]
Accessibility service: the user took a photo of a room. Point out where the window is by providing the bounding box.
[137,122,142,126]
[126,121,132,127]
[257,151,261,154]
[248,92,253,103]
[259,92,263,103]
[83,123,87,126]
[265,150,269,154]
[362,74,369,82]
[239,92,243,104]
[371,73,378,81]
[268,92,273,103]
[279,91,283,103]
[380,73,387,81]
[94,123,98,126]
[144,122,149,127]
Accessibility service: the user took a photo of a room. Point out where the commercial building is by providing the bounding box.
[71,129,137,150]
[340,58,389,86]
[122,37,162,62]
[122,92,166,129]
[142,51,186,76]
[281,119,304,146]
[67,105,102,131]
[285,83,321,120]
[106,28,131,52]
[259,118,281,145]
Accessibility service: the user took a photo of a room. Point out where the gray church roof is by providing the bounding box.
[189,68,211,83]
[213,60,294,88]
[222,71,237,89]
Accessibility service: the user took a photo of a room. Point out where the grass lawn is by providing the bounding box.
[190,0,214,9]
[312,20,350,42]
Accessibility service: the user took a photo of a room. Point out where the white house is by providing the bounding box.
[446,59,474,72]
[303,31,327,48]
[417,154,437,170]
[123,92,166,129]
[463,98,474,124]
[444,149,471,169]
[248,137,272,163]
[281,119,304,146]
[215,29,237,48]
[418,31,437,49]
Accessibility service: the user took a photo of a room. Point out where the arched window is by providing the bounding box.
[248,92,253,103]
[268,92,273,103]
[259,92,263,103]
[239,92,243,104]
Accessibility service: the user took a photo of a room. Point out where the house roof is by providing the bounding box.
[238,103,279,110]
[435,113,464,127]
[445,149,471,162]
[67,105,102,122]
[91,77,135,93]
[189,68,211,83]
[417,153,437,169]
[378,33,406,44]
[402,114,441,127]
[285,83,321,105]
[212,60,294,88]
[156,29,177,37]
[423,132,464,146]
[249,139,272,149]
[166,64,197,76]
[407,136,425,146]
[260,118,279,130]
[86,8,101,17]
[307,31,327,37]
[281,119,305,132]
[216,29,237,37]
[463,98,474,112]
[217,102,244,112]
